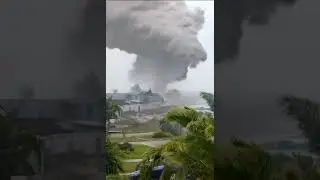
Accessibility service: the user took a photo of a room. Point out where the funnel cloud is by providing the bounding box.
[106,1,207,93]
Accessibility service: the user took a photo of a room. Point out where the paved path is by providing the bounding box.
[110,132,154,138]
[123,159,143,163]
[130,140,170,147]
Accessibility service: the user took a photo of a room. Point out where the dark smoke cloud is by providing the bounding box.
[215,0,297,64]
[106,1,207,93]
[215,0,320,142]
[0,0,104,99]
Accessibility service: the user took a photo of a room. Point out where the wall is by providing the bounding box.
[42,132,104,155]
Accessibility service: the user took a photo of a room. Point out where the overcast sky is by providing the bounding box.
[106,1,214,93]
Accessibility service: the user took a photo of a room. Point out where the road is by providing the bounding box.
[110,132,154,138]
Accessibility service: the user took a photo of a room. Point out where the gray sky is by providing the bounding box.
[215,0,320,140]
[106,1,214,93]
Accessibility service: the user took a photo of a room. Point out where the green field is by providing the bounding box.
[109,135,153,142]
[107,174,129,180]
[123,144,151,159]
[120,120,160,133]
[122,161,140,173]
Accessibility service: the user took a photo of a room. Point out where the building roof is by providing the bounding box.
[13,118,105,136]
[107,93,128,100]
[13,118,74,136]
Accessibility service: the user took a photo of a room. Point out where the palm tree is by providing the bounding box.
[200,92,214,112]
[138,107,214,179]
[0,105,41,179]
[106,137,124,175]
[105,98,124,176]
[279,95,320,154]
[214,139,274,180]
[106,98,123,134]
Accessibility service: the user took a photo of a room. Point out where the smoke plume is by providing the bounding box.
[0,0,106,99]
[106,1,207,93]
[215,0,298,64]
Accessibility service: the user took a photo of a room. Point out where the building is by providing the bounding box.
[11,118,105,180]
[0,99,104,122]
[0,99,105,180]
[107,90,164,105]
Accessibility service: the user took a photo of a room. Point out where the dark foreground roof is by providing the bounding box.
[13,118,74,136]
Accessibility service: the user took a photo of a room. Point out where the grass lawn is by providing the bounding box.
[106,162,140,179]
[122,161,140,173]
[121,120,160,133]
[110,135,152,142]
[107,174,129,180]
[124,144,151,159]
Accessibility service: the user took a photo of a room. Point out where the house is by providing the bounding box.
[107,93,130,105]
[11,118,105,180]
[0,99,106,179]
[107,90,164,105]
[109,91,165,113]
[0,99,104,122]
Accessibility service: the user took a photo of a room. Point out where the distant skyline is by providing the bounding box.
[106,1,214,93]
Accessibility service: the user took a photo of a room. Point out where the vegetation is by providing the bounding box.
[120,120,160,133]
[106,98,125,176]
[200,91,214,111]
[106,91,320,179]
[279,95,320,154]
[137,107,214,180]
[106,137,124,175]
[215,139,320,180]
[213,94,320,180]
[118,142,134,152]
[151,131,172,138]
[123,144,150,159]
[107,174,129,180]
[106,98,123,133]
[107,141,151,177]
[159,119,183,136]
[123,162,140,173]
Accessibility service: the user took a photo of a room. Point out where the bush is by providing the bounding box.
[152,131,171,138]
[118,142,134,152]
[106,138,124,175]
[159,119,183,136]
[214,139,320,180]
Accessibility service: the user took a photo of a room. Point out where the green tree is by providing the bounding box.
[138,107,214,180]
[106,137,124,175]
[215,139,320,180]
[200,92,214,112]
[279,95,320,154]
[106,98,123,134]
[215,139,274,180]
[105,98,124,176]
[159,119,183,136]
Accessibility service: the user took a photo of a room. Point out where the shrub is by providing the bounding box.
[106,138,124,175]
[118,142,134,152]
[152,131,171,138]
[159,119,183,136]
